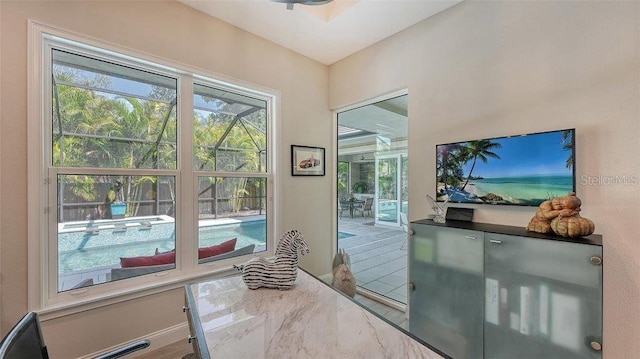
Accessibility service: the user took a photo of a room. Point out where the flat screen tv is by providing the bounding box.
[436,129,575,206]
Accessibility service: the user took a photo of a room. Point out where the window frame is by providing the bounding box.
[27,22,277,316]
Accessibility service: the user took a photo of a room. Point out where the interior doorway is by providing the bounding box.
[336,92,408,306]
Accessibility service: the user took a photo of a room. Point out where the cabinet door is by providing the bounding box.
[484,233,603,359]
[409,224,484,359]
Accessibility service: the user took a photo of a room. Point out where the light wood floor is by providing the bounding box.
[134,295,406,359]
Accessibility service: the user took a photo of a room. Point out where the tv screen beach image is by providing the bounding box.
[436,129,575,206]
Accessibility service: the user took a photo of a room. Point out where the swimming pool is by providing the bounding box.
[377,200,409,223]
[58,219,267,275]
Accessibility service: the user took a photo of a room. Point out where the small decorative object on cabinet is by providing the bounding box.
[409,219,602,359]
[427,195,448,223]
[526,192,595,238]
[234,230,309,290]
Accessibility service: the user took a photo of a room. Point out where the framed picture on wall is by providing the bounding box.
[291,145,325,176]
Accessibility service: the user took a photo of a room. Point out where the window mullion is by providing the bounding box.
[178,77,197,270]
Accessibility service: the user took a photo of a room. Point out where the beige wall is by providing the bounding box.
[330,1,640,357]
[2,0,639,357]
[0,0,332,357]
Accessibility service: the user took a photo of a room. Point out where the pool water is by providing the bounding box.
[338,231,354,239]
[58,220,266,274]
[377,201,409,223]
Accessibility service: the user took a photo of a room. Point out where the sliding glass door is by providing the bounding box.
[336,93,408,305]
[376,155,400,226]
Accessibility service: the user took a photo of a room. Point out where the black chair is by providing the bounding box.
[0,312,150,359]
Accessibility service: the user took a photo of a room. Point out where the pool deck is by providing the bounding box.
[338,215,408,305]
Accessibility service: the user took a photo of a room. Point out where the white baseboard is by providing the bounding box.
[80,322,190,359]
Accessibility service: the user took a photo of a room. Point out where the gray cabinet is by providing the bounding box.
[484,233,603,359]
[409,224,484,359]
[409,220,603,359]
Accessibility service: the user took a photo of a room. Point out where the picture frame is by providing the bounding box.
[291,145,325,176]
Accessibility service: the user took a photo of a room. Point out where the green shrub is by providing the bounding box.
[352,182,368,194]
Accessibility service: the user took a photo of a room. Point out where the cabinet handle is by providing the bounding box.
[464,235,477,240]
[590,256,602,265]
[489,239,502,244]
[590,341,602,351]
[408,282,416,291]
[188,335,197,344]
[409,229,415,235]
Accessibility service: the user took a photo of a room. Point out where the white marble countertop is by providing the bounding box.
[185,269,444,359]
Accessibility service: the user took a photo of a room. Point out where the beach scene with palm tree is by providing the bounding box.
[436,130,574,205]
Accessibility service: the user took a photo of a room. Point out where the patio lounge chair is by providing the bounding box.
[110,244,256,281]
[355,198,374,218]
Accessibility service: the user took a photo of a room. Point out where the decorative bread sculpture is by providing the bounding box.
[550,215,596,238]
[526,192,595,238]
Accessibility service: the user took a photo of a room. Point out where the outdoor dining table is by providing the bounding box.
[341,199,365,218]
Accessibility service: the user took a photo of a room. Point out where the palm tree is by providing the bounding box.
[437,143,468,193]
[561,130,574,169]
[460,140,502,191]
[437,144,457,191]
[54,68,178,219]
[193,102,267,217]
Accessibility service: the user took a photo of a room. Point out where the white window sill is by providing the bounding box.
[38,265,240,322]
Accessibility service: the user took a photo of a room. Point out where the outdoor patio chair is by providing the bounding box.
[356,198,374,218]
[338,200,345,219]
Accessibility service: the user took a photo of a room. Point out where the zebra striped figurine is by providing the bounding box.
[234,230,310,290]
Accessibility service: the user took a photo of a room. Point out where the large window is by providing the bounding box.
[193,83,268,259]
[30,27,274,309]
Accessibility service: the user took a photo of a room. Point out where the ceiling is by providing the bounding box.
[179,0,462,65]
[338,95,408,157]
[339,95,407,140]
